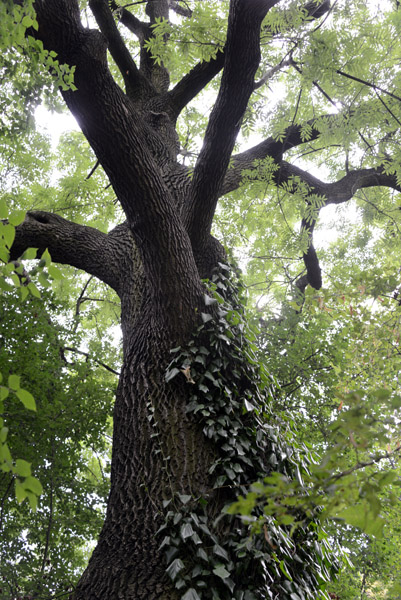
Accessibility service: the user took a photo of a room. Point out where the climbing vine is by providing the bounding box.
[162,265,339,600]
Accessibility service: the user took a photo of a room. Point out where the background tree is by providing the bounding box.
[2,0,401,599]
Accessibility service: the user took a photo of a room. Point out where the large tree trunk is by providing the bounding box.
[73,239,220,598]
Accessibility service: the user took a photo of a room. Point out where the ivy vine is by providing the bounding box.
[162,264,339,600]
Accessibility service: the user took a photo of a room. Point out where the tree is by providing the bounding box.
[3,0,401,598]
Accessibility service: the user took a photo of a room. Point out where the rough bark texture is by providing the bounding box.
[9,0,401,597]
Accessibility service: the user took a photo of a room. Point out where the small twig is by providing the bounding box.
[85,159,100,180]
[374,90,401,127]
[328,445,401,485]
[254,57,291,90]
[75,276,94,319]
[336,69,401,103]
[63,347,120,376]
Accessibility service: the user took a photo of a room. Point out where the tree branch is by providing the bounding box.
[169,0,332,121]
[168,0,192,18]
[168,49,225,121]
[10,212,126,294]
[32,0,202,319]
[277,161,401,289]
[277,161,401,206]
[109,1,148,39]
[254,57,291,90]
[89,0,155,102]
[184,0,281,251]
[221,117,328,195]
[63,346,120,375]
[139,0,171,92]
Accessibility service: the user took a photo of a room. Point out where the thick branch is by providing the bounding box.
[140,0,170,92]
[278,161,401,205]
[221,117,326,196]
[89,0,155,102]
[169,0,331,120]
[10,211,126,295]
[184,0,281,250]
[33,0,202,320]
[278,162,401,289]
[109,1,148,39]
[168,50,225,121]
[168,0,192,18]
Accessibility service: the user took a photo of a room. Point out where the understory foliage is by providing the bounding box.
[0,289,114,597]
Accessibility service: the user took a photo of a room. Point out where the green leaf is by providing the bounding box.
[2,223,15,249]
[27,282,41,298]
[8,210,26,226]
[23,476,43,496]
[0,198,7,218]
[0,387,9,401]
[166,558,185,581]
[48,264,63,279]
[15,479,27,503]
[8,374,20,390]
[14,459,31,477]
[0,426,8,443]
[212,565,230,579]
[279,560,293,581]
[26,490,38,511]
[16,388,36,411]
[21,247,37,260]
[40,248,52,266]
[21,15,33,28]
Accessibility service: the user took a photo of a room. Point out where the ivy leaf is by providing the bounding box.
[181,589,201,600]
[180,522,194,540]
[166,558,185,581]
[213,544,229,561]
[279,560,293,581]
[212,565,230,579]
[166,367,180,382]
[178,494,191,505]
[204,294,217,306]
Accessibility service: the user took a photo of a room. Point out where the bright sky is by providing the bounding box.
[35,105,80,146]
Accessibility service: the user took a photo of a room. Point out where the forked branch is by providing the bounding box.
[89,0,155,101]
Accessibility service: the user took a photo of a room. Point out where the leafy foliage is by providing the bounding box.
[0,289,115,598]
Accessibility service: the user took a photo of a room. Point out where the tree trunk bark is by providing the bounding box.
[74,253,221,599]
